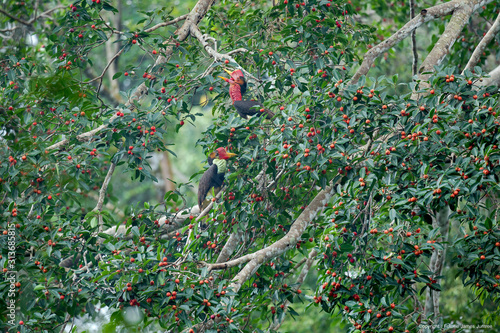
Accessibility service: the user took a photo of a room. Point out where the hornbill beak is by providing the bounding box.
[218,68,245,85]
[218,75,234,84]
[225,152,237,158]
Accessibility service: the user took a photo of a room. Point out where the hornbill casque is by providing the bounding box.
[197,147,237,209]
[219,68,275,120]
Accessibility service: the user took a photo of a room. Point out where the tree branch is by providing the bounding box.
[206,183,335,292]
[417,2,473,82]
[189,24,259,82]
[0,8,31,26]
[409,0,418,76]
[216,228,244,264]
[85,47,125,84]
[423,206,450,321]
[480,63,500,87]
[144,14,189,33]
[463,11,500,73]
[0,5,65,26]
[94,163,116,232]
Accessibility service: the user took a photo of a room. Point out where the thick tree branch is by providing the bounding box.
[480,64,500,87]
[417,3,473,83]
[464,11,500,73]
[206,183,335,292]
[95,163,116,213]
[175,0,216,41]
[216,228,244,264]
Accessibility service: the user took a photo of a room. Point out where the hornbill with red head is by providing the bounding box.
[219,69,275,120]
[197,147,237,209]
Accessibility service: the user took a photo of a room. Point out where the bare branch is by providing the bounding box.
[0,5,65,26]
[463,11,500,73]
[144,14,189,33]
[189,24,259,82]
[85,47,126,84]
[175,0,216,41]
[216,229,244,264]
[93,163,116,232]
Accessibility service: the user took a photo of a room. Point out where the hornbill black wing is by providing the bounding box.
[234,100,274,120]
[198,164,225,208]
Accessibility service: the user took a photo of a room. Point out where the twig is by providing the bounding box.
[189,24,260,83]
[58,313,71,333]
[145,14,189,33]
[0,5,65,26]
[86,48,125,85]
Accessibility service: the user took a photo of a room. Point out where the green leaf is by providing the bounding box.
[90,217,98,228]
[389,209,397,221]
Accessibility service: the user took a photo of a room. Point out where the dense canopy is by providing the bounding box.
[1,0,500,332]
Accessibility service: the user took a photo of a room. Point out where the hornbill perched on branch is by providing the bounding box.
[219,68,275,120]
[197,147,237,209]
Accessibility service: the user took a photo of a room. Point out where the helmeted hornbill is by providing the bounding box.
[219,68,275,120]
[197,147,237,209]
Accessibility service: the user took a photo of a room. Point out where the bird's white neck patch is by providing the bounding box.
[213,159,227,174]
